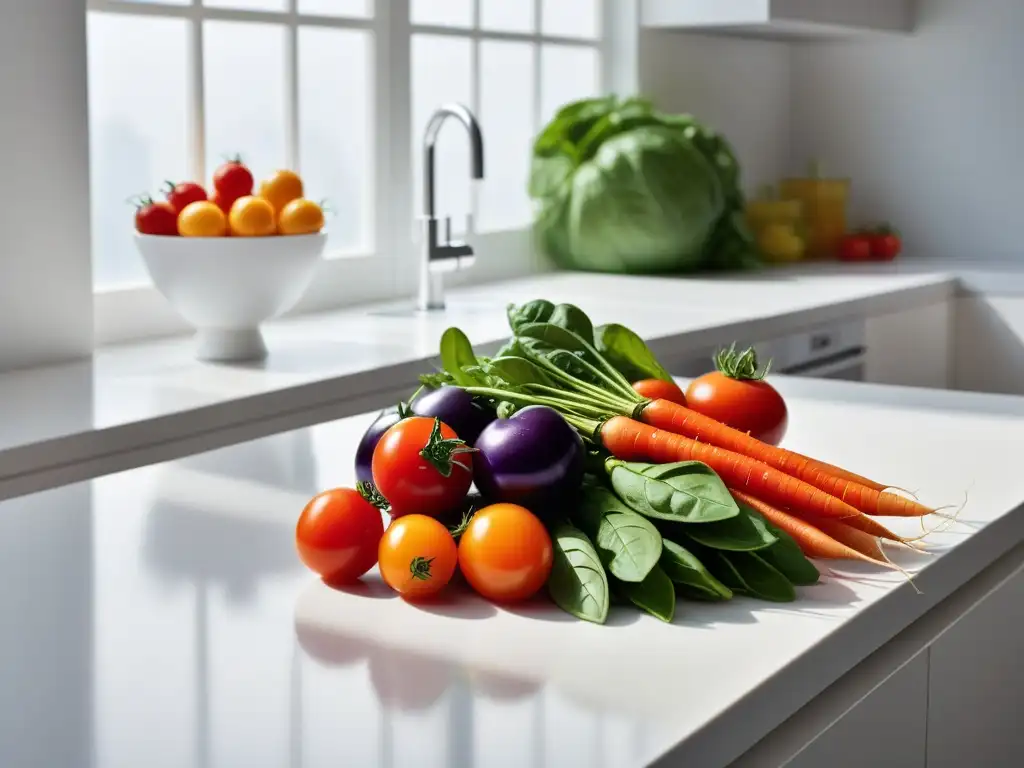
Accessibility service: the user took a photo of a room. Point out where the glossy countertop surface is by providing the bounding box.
[4,375,1024,768]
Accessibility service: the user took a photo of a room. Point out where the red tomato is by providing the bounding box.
[837,234,873,262]
[212,157,254,201]
[632,378,687,405]
[685,371,788,445]
[372,416,473,518]
[134,197,179,236]
[868,232,902,261]
[162,181,207,214]
[378,514,458,599]
[210,189,241,216]
[295,487,385,584]
[458,503,553,603]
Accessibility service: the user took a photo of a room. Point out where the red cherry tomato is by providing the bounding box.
[162,181,207,214]
[372,416,473,518]
[458,503,553,603]
[295,487,385,584]
[868,231,902,261]
[685,345,788,445]
[837,234,873,262]
[632,378,687,405]
[134,197,179,236]
[212,157,254,201]
[378,514,458,599]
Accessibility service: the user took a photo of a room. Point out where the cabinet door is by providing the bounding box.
[865,301,951,389]
[953,296,1024,395]
[926,565,1024,768]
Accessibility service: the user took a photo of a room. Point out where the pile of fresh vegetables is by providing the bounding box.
[529,96,760,274]
[296,300,937,624]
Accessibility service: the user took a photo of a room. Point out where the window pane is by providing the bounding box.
[88,13,190,289]
[480,0,534,32]
[541,45,599,123]
[298,28,372,254]
[203,0,286,10]
[478,41,534,232]
[542,0,599,38]
[122,0,189,5]
[204,21,288,189]
[411,0,473,28]
[411,35,473,224]
[299,0,372,16]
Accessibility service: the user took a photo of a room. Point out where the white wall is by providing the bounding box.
[0,1,93,372]
[791,0,1022,259]
[639,30,792,195]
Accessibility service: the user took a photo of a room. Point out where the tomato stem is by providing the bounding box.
[714,343,772,381]
[409,556,435,581]
[357,481,390,511]
[419,417,476,478]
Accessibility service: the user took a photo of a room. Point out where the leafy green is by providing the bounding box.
[713,551,796,603]
[572,485,662,583]
[547,523,610,624]
[659,539,732,600]
[529,96,760,275]
[507,300,555,334]
[606,459,740,524]
[483,356,556,389]
[668,500,778,552]
[615,566,675,622]
[548,303,595,346]
[595,323,674,383]
[439,327,478,387]
[747,509,820,586]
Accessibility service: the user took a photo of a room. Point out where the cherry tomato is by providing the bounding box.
[837,233,873,262]
[177,200,228,237]
[278,198,325,235]
[632,378,687,406]
[134,197,178,236]
[229,195,276,237]
[210,189,240,216]
[372,416,473,518]
[259,169,304,215]
[685,345,788,445]
[212,157,254,201]
[162,181,207,214]
[458,503,553,603]
[378,514,458,599]
[868,231,902,261]
[295,487,385,584]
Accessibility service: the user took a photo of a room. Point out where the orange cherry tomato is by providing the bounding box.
[458,503,553,603]
[378,514,458,599]
[229,195,276,237]
[277,198,325,235]
[259,169,304,215]
[632,378,687,405]
[177,200,228,237]
[295,488,385,584]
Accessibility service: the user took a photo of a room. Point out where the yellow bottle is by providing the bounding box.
[779,161,849,260]
[745,186,806,263]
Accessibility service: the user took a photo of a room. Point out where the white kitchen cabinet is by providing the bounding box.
[864,300,951,389]
[953,295,1024,396]
[926,564,1024,768]
[641,0,914,40]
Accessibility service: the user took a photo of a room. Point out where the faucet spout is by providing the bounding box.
[422,103,485,218]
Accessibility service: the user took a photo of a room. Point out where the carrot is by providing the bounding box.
[600,416,863,521]
[640,399,934,517]
[729,490,892,568]
[798,516,887,560]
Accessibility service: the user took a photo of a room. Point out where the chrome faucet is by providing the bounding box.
[418,103,485,311]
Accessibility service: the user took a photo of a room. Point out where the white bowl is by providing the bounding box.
[135,233,326,362]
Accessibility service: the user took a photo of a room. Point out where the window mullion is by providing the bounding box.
[188,0,207,182]
[532,0,543,131]
[285,0,300,171]
[469,0,481,235]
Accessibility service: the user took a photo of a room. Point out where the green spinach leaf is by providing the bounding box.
[676,583,733,602]
[547,523,610,624]
[606,459,739,524]
[507,301,555,334]
[746,510,819,586]
[484,356,556,389]
[596,323,674,383]
[615,565,675,622]
[699,549,796,603]
[549,303,595,346]
[439,327,479,387]
[659,539,733,600]
[572,485,662,583]
[671,501,778,552]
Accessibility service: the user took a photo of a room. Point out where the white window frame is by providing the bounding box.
[88,0,634,346]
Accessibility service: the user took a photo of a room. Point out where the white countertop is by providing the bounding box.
[0,265,954,499]
[6,375,1023,768]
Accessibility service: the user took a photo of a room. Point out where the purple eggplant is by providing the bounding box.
[354,407,403,485]
[473,405,584,516]
[411,386,495,446]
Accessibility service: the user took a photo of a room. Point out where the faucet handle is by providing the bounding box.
[443,216,452,244]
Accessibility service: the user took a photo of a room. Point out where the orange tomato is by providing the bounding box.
[177,200,227,237]
[229,195,276,237]
[295,488,384,584]
[259,169,304,215]
[378,515,457,600]
[278,198,325,235]
[458,503,553,603]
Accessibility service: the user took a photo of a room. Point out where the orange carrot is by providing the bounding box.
[641,398,934,517]
[729,490,891,567]
[600,416,863,521]
[830,512,921,547]
[798,516,887,560]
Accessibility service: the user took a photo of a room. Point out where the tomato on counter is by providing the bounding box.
[458,503,553,603]
[837,233,873,262]
[378,514,458,599]
[866,225,902,261]
[295,487,385,585]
